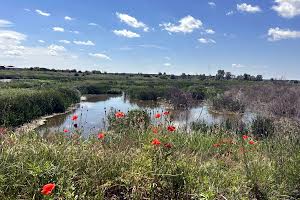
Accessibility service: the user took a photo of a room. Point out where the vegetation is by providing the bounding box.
[0,112,299,199]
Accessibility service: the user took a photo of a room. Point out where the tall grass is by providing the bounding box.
[0,88,80,127]
[0,114,299,199]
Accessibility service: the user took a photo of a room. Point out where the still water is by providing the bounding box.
[38,94,254,137]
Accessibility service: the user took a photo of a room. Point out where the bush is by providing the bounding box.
[251,116,275,138]
[126,86,166,100]
[211,95,245,113]
[76,83,111,94]
[188,86,207,100]
[0,88,80,127]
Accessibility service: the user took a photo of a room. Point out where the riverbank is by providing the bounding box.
[1,124,299,199]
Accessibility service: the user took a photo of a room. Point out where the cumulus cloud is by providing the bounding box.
[88,22,98,26]
[89,53,111,60]
[237,3,262,13]
[164,63,171,67]
[38,40,45,43]
[232,63,246,68]
[59,40,71,44]
[116,12,149,32]
[226,11,235,16]
[53,27,65,32]
[208,2,216,7]
[268,27,300,41]
[160,15,202,34]
[205,29,215,34]
[64,16,74,21]
[70,30,79,34]
[73,40,95,46]
[47,44,66,56]
[272,0,300,18]
[113,29,140,38]
[198,38,216,44]
[0,19,13,28]
[35,9,51,16]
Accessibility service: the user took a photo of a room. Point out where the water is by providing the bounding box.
[38,94,254,137]
[0,79,12,83]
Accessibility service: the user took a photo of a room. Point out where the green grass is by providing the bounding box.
[0,122,299,199]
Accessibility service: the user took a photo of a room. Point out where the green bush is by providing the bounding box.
[0,88,80,127]
[251,116,275,138]
[211,95,245,113]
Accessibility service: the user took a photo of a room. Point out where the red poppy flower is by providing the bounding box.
[242,135,249,140]
[152,127,159,134]
[249,140,255,145]
[213,143,220,147]
[98,133,105,139]
[155,113,161,118]
[115,112,125,118]
[71,115,78,121]
[163,111,170,115]
[41,183,55,195]
[151,138,161,146]
[167,125,176,132]
[164,143,172,148]
[63,129,69,133]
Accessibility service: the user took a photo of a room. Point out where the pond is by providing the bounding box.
[0,79,12,83]
[38,94,254,137]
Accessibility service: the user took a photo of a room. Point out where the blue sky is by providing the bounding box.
[0,0,300,79]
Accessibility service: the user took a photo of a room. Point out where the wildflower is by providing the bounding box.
[163,111,170,115]
[155,113,161,118]
[164,143,172,148]
[152,127,159,134]
[242,135,249,140]
[167,125,176,132]
[74,123,78,128]
[151,138,161,146]
[213,143,220,147]
[249,140,255,145]
[41,183,55,195]
[63,129,69,133]
[98,133,105,139]
[115,111,125,118]
[71,115,78,121]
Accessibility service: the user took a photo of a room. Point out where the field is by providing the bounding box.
[0,68,300,199]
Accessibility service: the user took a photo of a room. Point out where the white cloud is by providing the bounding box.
[164,63,171,67]
[64,16,74,21]
[73,40,95,46]
[88,22,98,26]
[198,38,216,44]
[232,63,246,68]
[38,40,45,43]
[268,27,300,41]
[272,0,300,18]
[35,9,51,17]
[53,27,65,32]
[0,19,14,28]
[208,2,216,7]
[59,40,71,44]
[24,8,31,12]
[70,30,79,34]
[116,12,149,32]
[113,29,140,38]
[226,11,235,16]
[237,3,262,13]
[205,29,215,34]
[89,53,111,60]
[48,44,66,52]
[160,15,202,34]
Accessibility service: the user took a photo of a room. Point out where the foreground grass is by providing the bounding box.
[0,126,299,199]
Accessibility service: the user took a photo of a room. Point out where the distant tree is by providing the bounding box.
[215,70,225,80]
[198,74,206,80]
[74,73,79,76]
[181,73,187,79]
[170,74,176,79]
[256,75,263,81]
[158,72,162,76]
[225,72,232,80]
[243,73,251,80]
[0,66,5,70]
[163,72,166,75]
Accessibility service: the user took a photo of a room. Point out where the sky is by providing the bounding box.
[0,0,300,79]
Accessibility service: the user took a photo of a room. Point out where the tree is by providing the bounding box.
[225,72,232,80]
[243,73,251,80]
[256,75,263,81]
[215,70,225,80]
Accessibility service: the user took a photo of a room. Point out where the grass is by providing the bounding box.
[0,113,299,199]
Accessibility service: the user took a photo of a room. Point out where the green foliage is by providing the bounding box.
[0,88,80,127]
[211,95,245,113]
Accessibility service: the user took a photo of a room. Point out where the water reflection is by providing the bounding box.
[38,94,254,137]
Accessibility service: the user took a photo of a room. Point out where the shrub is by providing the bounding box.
[251,116,275,138]
[211,95,245,113]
